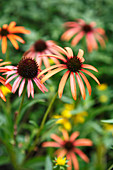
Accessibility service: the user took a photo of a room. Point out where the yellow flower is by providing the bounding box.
[97,84,108,91]
[55,157,66,166]
[64,103,74,110]
[0,85,11,96]
[99,95,108,103]
[61,110,72,118]
[73,111,88,124]
[103,123,113,132]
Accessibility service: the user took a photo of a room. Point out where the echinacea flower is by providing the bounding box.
[4,57,48,98]
[38,46,100,100]
[42,129,93,170]
[0,59,12,101]
[23,39,60,68]
[61,19,106,52]
[0,21,30,54]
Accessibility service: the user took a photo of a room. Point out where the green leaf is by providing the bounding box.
[101,119,113,124]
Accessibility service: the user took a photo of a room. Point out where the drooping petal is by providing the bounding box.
[51,134,64,145]
[19,79,25,96]
[94,33,106,48]
[42,142,61,147]
[7,35,19,49]
[57,149,67,157]
[71,31,84,46]
[41,66,66,83]
[70,72,76,100]
[42,56,50,68]
[86,34,93,52]
[10,34,25,43]
[79,71,91,96]
[58,71,70,99]
[61,27,81,41]
[81,69,100,85]
[74,139,93,146]
[0,89,6,102]
[2,36,7,54]
[38,64,65,78]
[27,79,31,98]
[5,74,18,84]
[70,152,79,170]
[30,80,34,98]
[61,129,69,141]
[70,131,80,142]
[86,32,98,51]
[74,148,89,163]
[12,76,22,93]
[67,154,72,170]
[82,64,98,72]
[75,73,86,100]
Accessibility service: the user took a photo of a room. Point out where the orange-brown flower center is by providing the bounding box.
[34,40,47,52]
[0,28,9,37]
[64,141,74,151]
[66,56,82,72]
[17,58,38,79]
[82,24,92,33]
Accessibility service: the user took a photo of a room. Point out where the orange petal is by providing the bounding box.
[67,154,72,170]
[82,64,98,72]
[0,89,6,102]
[7,35,19,49]
[2,36,7,54]
[70,152,79,170]
[75,72,86,100]
[41,66,66,83]
[70,131,80,142]
[10,34,25,43]
[58,70,70,98]
[70,72,77,100]
[74,139,93,146]
[79,71,91,96]
[61,129,69,141]
[81,69,100,85]
[8,21,16,30]
[64,47,73,59]
[74,148,89,163]
[77,49,84,62]
[71,31,84,46]
[51,134,64,145]
[42,141,61,147]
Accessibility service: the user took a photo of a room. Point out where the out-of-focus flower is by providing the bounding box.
[0,59,12,101]
[42,129,93,170]
[73,111,88,124]
[4,57,48,98]
[0,21,30,54]
[61,19,106,52]
[38,46,100,100]
[53,104,74,131]
[23,39,60,68]
[103,124,113,134]
[97,83,108,91]
[99,95,108,103]
[0,85,11,96]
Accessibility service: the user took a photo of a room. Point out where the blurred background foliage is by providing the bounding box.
[0,0,113,170]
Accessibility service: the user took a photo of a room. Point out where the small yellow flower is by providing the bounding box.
[73,111,88,124]
[61,110,72,118]
[97,84,108,91]
[64,103,74,110]
[99,95,108,103]
[103,123,113,132]
[55,157,66,166]
[0,85,11,96]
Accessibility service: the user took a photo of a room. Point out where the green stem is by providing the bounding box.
[5,45,9,61]
[25,91,58,160]
[16,86,26,125]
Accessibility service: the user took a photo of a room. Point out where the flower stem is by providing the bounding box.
[5,45,9,61]
[25,91,58,160]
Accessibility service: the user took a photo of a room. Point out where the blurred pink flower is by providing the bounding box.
[42,129,93,170]
[61,19,106,52]
[24,39,60,68]
[4,57,48,98]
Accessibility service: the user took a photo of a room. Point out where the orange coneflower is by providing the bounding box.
[0,59,12,101]
[61,19,106,52]
[24,39,60,68]
[4,57,48,98]
[0,21,30,54]
[38,46,100,100]
[42,129,93,170]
